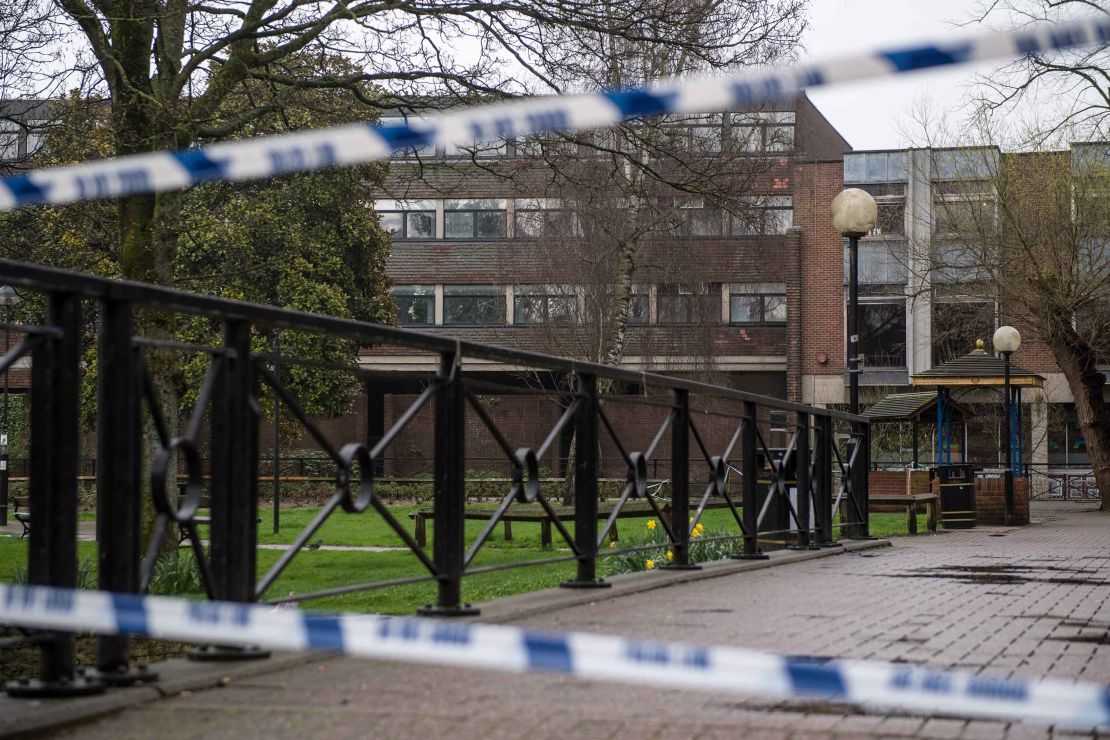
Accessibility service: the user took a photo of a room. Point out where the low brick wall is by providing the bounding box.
[975,476,1029,526]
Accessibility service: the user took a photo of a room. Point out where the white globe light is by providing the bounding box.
[830,188,878,237]
[993,325,1021,354]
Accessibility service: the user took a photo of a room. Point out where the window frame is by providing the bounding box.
[442,285,507,326]
[513,284,578,325]
[375,199,437,240]
[390,284,436,326]
[729,283,787,325]
[444,198,508,240]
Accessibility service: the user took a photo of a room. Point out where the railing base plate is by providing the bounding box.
[730,553,769,560]
[559,579,611,589]
[657,564,702,571]
[187,645,271,662]
[416,603,480,617]
[4,668,105,698]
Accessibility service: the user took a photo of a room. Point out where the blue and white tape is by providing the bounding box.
[2,584,1107,727]
[1,15,1108,212]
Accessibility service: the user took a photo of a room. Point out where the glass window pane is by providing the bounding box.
[514,296,544,324]
[379,212,402,236]
[730,295,761,323]
[765,126,794,152]
[406,212,435,238]
[475,211,506,238]
[630,294,649,324]
[444,212,473,238]
[765,207,793,234]
[443,297,475,324]
[764,295,787,322]
[931,301,994,366]
[859,302,906,368]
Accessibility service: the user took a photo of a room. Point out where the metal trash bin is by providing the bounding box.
[937,464,976,529]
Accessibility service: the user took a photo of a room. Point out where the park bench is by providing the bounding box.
[408,499,736,549]
[868,492,939,534]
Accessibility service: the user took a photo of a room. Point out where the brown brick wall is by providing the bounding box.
[974,476,1030,526]
[793,161,846,381]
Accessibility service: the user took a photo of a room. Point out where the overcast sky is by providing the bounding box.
[802,0,999,151]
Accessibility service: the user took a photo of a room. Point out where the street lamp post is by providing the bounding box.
[993,325,1021,526]
[830,189,878,415]
[0,285,22,527]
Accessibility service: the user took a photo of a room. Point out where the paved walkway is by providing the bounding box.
[44,503,1110,738]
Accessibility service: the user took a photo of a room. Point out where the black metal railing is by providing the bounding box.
[0,259,870,696]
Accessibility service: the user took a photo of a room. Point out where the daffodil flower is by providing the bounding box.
[609,541,618,549]
[666,550,674,560]
[646,519,656,530]
[646,559,655,569]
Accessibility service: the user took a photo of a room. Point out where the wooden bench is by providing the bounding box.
[10,495,30,538]
[408,499,737,549]
[868,493,939,534]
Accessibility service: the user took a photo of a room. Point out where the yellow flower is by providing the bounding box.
[646,520,656,530]
[695,522,705,533]
[609,541,618,549]
[666,550,674,560]
[691,529,701,538]
[645,559,655,569]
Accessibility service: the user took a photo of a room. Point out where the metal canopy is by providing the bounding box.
[910,341,1044,388]
[864,392,961,423]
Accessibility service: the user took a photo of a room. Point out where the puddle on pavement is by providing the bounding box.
[883,563,1110,587]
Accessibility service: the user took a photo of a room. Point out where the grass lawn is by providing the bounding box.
[0,508,930,616]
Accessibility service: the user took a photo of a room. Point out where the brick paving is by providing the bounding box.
[45,503,1110,739]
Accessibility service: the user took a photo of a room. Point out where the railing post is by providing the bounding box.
[7,291,103,697]
[815,415,838,547]
[562,374,609,588]
[199,319,268,660]
[662,389,698,570]
[95,300,154,684]
[844,421,870,539]
[419,350,477,615]
[790,411,814,549]
[734,400,767,560]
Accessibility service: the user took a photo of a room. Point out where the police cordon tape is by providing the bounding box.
[2,584,1108,727]
[1,15,1108,213]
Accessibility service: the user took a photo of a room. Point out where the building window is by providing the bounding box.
[932,299,995,366]
[444,198,507,239]
[852,299,906,368]
[375,199,436,240]
[848,183,906,237]
[669,197,722,237]
[443,285,506,325]
[728,111,795,153]
[629,285,650,325]
[390,285,435,326]
[658,284,719,324]
[729,283,786,324]
[934,181,995,236]
[0,122,19,160]
[661,114,723,154]
[731,196,793,235]
[444,139,507,158]
[1048,404,1089,466]
[513,136,578,158]
[514,198,580,238]
[514,285,577,324]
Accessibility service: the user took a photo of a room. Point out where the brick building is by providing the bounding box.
[799,145,1107,490]
[356,94,852,475]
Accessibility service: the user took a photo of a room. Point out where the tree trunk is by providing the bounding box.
[1046,329,1110,511]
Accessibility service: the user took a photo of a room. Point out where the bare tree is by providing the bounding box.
[917,143,1110,509]
[965,0,1110,146]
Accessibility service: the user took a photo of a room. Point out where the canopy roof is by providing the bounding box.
[910,340,1044,388]
[864,392,964,423]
